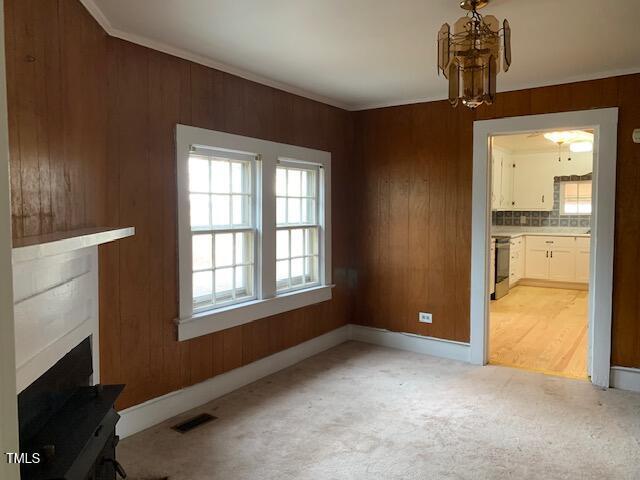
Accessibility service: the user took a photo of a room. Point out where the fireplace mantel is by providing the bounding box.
[12,226,134,393]
[12,227,134,262]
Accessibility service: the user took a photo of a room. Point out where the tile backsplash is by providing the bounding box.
[492,174,591,228]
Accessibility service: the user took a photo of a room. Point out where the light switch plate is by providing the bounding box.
[633,129,640,144]
[419,312,432,324]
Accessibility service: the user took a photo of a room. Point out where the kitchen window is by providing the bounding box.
[560,180,592,215]
[176,125,332,341]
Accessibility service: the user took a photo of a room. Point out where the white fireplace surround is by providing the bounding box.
[12,227,134,393]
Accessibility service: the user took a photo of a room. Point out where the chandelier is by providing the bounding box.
[437,0,511,108]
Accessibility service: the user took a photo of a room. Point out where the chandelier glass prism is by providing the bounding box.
[437,0,511,108]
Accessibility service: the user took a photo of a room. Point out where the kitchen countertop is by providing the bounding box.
[491,227,590,239]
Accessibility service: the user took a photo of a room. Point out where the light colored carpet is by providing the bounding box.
[119,341,640,480]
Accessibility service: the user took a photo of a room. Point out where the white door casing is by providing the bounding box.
[470,108,618,388]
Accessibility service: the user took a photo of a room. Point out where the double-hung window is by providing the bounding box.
[188,148,256,311]
[276,163,320,292]
[176,125,332,341]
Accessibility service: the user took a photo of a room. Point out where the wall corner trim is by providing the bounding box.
[349,324,471,363]
[610,366,640,393]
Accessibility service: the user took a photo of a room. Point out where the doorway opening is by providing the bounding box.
[469,108,618,388]
[488,130,593,379]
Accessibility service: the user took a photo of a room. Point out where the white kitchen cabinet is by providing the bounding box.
[575,237,591,283]
[523,235,589,283]
[509,236,524,286]
[500,156,513,210]
[491,147,513,211]
[490,239,496,294]
[511,154,555,211]
[491,153,501,210]
[548,246,576,282]
[524,237,550,280]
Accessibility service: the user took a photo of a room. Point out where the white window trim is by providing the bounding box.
[559,180,592,216]
[176,124,332,341]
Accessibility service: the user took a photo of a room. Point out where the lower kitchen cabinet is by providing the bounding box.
[523,235,589,283]
[509,236,524,286]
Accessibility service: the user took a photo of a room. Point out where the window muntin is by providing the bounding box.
[560,180,592,215]
[276,164,320,292]
[188,150,256,310]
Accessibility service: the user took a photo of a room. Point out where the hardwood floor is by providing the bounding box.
[489,285,588,379]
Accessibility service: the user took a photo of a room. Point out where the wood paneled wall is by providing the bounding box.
[353,75,640,368]
[6,0,640,406]
[6,0,354,409]
[5,0,107,238]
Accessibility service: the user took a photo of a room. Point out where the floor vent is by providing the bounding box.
[172,413,217,433]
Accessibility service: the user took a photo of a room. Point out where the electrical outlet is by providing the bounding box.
[419,312,432,324]
[520,215,527,225]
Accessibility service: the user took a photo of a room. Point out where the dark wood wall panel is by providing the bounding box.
[5,0,107,238]
[354,75,640,367]
[99,39,353,409]
[6,0,354,409]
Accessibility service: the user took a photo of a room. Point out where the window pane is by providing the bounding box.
[215,267,233,300]
[215,233,234,267]
[578,200,592,214]
[288,198,301,223]
[211,160,230,193]
[189,157,209,192]
[276,260,289,282]
[211,195,230,226]
[563,183,578,196]
[190,194,210,228]
[302,199,315,224]
[231,162,249,194]
[291,229,303,257]
[276,168,287,196]
[232,195,249,225]
[235,232,252,265]
[564,201,578,214]
[305,228,319,255]
[578,182,592,197]
[235,266,253,297]
[276,197,286,224]
[305,256,319,284]
[277,229,289,260]
[287,169,301,196]
[301,170,316,197]
[192,234,212,270]
[193,271,213,303]
[291,258,304,285]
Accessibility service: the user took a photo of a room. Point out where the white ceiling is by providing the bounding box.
[493,131,593,154]
[84,0,640,110]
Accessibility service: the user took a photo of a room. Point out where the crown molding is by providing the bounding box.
[80,0,640,113]
[79,0,353,111]
[352,66,640,111]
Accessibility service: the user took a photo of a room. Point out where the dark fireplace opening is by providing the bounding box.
[18,337,126,480]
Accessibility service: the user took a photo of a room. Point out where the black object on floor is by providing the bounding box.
[18,337,126,480]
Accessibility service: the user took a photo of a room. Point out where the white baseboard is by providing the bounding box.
[117,325,349,438]
[610,366,640,393]
[348,324,471,363]
[117,324,638,439]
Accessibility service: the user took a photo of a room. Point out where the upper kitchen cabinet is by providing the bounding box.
[491,146,513,211]
[511,152,555,211]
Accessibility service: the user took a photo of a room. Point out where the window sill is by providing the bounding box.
[176,285,334,341]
